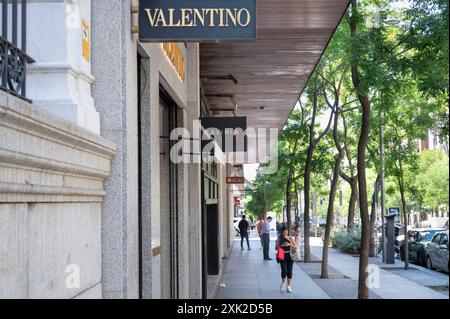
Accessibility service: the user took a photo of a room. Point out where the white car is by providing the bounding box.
[426,231,449,273]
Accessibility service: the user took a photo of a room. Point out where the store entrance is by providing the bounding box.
[205,203,219,275]
[159,87,180,299]
[201,160,219,298]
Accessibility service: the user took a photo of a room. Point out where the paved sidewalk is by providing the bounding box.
[214,232,329,299]
[309,237,448,299]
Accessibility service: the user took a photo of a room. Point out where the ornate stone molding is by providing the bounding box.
[0,90,116,202]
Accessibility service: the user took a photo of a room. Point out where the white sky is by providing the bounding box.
[242,102,333,183]
[244,163,259,182]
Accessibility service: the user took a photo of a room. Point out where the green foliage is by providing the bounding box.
[415,150,449,212]
[245,0,449,229]
[330,227,362,254]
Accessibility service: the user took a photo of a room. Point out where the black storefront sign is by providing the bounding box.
[200,116,248,153]
[139,0,256,41]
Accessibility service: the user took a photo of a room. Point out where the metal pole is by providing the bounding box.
[298,176,304,258]
[380,108,386,263]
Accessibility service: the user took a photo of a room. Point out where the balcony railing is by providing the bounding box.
[0,0,34,102]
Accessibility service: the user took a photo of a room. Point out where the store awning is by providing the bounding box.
[200,0,350,163]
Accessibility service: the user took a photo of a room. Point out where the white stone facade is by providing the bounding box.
[0,90,115,298]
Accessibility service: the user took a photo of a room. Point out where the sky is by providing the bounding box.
[244,163,259,182]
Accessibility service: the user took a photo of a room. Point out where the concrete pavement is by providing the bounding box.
[309,237,448,299]
[213,233,448,299]
[214,231,329,299]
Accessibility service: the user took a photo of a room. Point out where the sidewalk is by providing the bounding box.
[309,237,448,299]
[213,232,329,299]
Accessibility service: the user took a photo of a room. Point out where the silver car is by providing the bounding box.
[426,231,449,273]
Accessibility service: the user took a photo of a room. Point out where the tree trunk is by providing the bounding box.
[321,164,339,279]
[286,172,293,233]
[304,144,313,262]
[303,74,334,263]
[322,113,344,279]
[356,99,371,299]
[369,185,378,257]
[349,0,371,299]
[398,172,409,270]
[341,113,358,231]
[348,178,358,230]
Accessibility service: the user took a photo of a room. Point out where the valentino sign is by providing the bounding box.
[139,0,257,41]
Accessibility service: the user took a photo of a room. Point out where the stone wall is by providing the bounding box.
[0,91,115,298]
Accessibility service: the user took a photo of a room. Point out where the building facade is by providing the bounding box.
[1,0,350,299]
[1,0,236,299]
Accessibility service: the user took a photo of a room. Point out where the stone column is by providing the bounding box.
[91,0,139,299]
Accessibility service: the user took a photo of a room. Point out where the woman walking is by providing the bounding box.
[275,226,298,292]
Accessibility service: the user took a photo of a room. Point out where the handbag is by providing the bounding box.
[290,248,301,262]
[276,247,285,261]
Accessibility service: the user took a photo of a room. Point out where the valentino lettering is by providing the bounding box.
[144,8,252,28]
[138,0,257,41]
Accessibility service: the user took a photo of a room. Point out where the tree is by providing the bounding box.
[245,108,310,223]
[301,75,334,262]
[315,40,358,276]
[340,112,359,230]
[348,0,373,299]
[285,140,299,232]
[268,0,448,298]
[320,89,345,279]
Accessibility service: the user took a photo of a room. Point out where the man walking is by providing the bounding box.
[238,215,251,250]
[262,216,273,260]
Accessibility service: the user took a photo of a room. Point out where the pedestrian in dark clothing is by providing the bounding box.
[238,215,251,250]
[276,226,298,293]
[276,222,282,236]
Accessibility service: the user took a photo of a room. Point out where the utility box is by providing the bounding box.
[385,213,397,264]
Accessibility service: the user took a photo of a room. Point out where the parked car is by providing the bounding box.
[426,231,449,273]
[391,223,404,258]
[318,219,327,228]
[399,228,443,266]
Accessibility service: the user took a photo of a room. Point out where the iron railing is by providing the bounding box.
[0,0,34,102]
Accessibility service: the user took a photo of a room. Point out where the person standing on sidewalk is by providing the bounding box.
[275,226,298,292]
[262,216,273,260]
[276,222,282,237]
[293,222,301,254]
[238,215,251,250]
[257,216,264,249]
